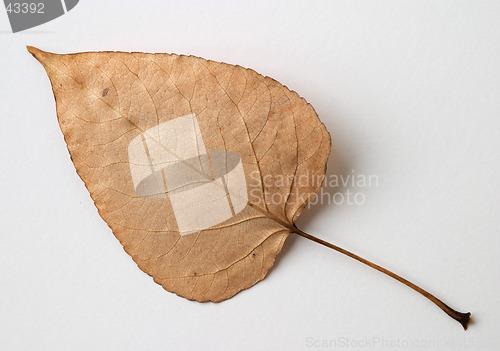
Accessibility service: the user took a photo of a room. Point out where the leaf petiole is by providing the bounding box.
[291,227,471,330]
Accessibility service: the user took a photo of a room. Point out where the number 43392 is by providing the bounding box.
[5,2,45,14]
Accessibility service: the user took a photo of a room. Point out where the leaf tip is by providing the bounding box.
[26,46,48,62]
[26,45,40,55]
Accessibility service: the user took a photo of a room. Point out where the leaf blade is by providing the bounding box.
[29,47,331,301]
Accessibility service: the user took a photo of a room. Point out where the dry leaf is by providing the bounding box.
[28,47,471,329]
[28,47,331,302]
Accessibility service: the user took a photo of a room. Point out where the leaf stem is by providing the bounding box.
[291,227,471,330]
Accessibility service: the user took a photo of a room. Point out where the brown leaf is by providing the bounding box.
[28,46,331,302]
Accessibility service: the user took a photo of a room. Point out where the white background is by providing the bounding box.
[1,1,499,350]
